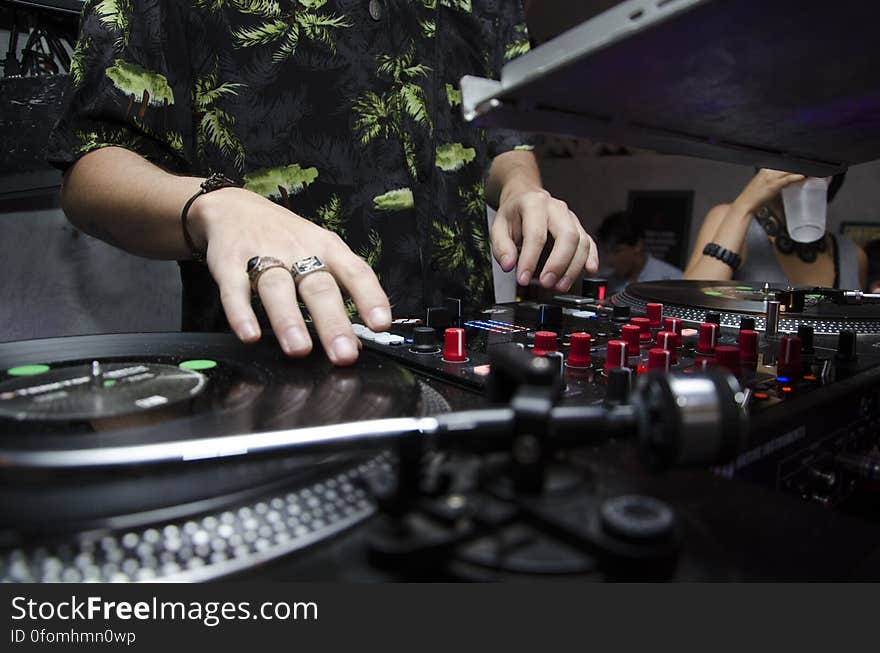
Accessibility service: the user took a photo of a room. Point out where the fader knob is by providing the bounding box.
[646,303,663,328]
[778,335,803,378]
[740,317,756,331]
[535,304,563,330]
[705,312,721,325]
[442,328,467,362]
[410,326,439,353]
[604,367,631,405]
[567,332,592,367]
[621,324,641,357]
[836,330,858,363]
[738,329,759,365]
[533,331,558,355]
[630,317,652,341]
[697,322,719,355]
[797,325,815,355]
[605,340,628,374]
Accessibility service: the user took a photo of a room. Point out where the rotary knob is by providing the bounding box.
[621,324,641,357]
[567,332,592,368]
[647,348,671,372]
[663,317,682,336]
[605,340,628,375]
[630,317,652,341]
[738,329,759,365]
[410,326,439,354]
[655,331,679,363]
[715,345,741,375]
[697,322,719,355]
[778,334,803,378]
[533,331,558,356]
[442,327,467,362]
[646,303,663,328]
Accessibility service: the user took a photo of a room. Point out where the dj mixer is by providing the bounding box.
[2,281,880,582]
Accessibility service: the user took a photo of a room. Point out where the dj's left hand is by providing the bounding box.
[491,184,598,292]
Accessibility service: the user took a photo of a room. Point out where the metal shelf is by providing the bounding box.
[463,0,880,175]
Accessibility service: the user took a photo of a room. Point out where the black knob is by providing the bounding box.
[612,305,631,323]
[797,324,815,354]
[410,326,439,353]
[425,306,451,329]
[536,303,562,329]
[836,330,858,363]
[705,312,721,325]
[605,367,632,406]
[739,317,756,331]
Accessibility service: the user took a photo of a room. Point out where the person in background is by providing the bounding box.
[863,239,880,293]
[596,211,682,294]
[684,169,866,289]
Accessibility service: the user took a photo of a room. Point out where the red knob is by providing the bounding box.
[655,331,679,362]
[646,303,663,328]
[715,345,741,374]
[738,329,759,364]
[620,324,641,357]
[567,332,592,367]
[697,322,719,355]
[663,317,683,336]
[443,327,466,362]
[605,340,627,374]
[647,348,671,372]
[533,330,558,355]
[630,317,652,341]
[778,334,803,378]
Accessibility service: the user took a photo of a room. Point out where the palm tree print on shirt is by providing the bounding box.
[194,65,246,172]
[352,45,431,178]
[105,59,174,121]
[243,163,319,207]
[231,0,352,63]
[93,0,133,49]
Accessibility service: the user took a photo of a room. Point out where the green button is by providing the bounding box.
[179,359,217,371]
[7,364,50,377]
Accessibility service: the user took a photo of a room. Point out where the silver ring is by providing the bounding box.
[247,256,288,292]
[290,256,327,283]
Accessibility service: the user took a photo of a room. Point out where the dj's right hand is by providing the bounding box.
[732,168,806,216]
[188,187,391,366]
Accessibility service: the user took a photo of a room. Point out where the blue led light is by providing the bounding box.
[776,376,790,383]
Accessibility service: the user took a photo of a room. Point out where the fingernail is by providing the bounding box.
[240,322,259,341]
[500,254,513,270]
[518,270,531,286]
[282,326,309,354]
[541,272,558,288]
[331,336,359,363]
[368,306,391,329]
[556,275,572,291]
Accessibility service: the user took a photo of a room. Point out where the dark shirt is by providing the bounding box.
[48,0,535,329]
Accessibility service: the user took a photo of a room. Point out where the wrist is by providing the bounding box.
[498,175,545,207]
[181,174,242,259]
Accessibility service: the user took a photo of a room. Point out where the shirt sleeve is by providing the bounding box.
[46,0,193,173]
[483,0,541,158]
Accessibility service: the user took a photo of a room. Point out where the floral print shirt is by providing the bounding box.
[48,0,535,329]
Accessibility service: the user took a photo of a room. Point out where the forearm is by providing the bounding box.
[684,204,754,280]
[485,150,543,209]
[61,146,205,260]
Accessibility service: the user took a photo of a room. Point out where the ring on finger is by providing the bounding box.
[247,255,288,292]
[290,255,328,285]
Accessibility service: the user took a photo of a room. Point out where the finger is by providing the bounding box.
[296,270,360,366]
[584,232,599,274]
[489,210,518,272]
[330,249,392,331]
[516,201,549,286]
[256,267,313,357]
[538,199,579,288]
[213,262,261,343]
[554,225,591,292]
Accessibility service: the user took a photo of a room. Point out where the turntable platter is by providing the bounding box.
[616,280,880,334]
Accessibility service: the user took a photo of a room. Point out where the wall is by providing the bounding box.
[539,153,880,251]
